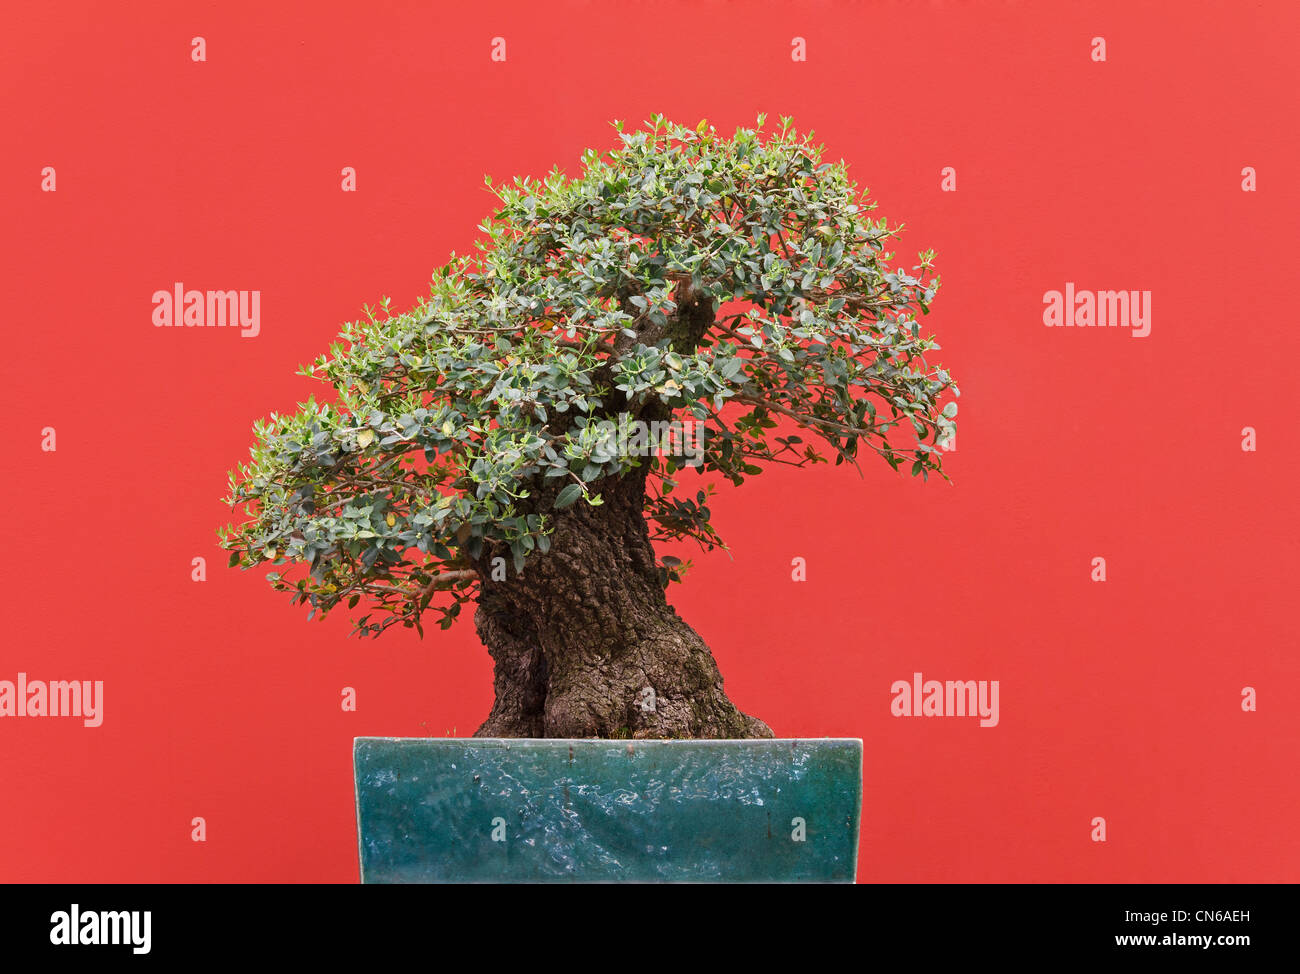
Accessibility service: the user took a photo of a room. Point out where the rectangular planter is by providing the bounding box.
[354,737,862,883]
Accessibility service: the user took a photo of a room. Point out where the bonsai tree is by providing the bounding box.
[218,115,958,740]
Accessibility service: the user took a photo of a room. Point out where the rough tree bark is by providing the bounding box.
[469,466,772,740]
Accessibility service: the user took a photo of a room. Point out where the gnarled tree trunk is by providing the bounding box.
[470,467,771,739]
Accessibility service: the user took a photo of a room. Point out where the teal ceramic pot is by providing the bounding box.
[354,737,862,883]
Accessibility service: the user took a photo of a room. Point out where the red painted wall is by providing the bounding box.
[2,0,1296,882]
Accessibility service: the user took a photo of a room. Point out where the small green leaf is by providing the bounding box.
[554,484,583,509]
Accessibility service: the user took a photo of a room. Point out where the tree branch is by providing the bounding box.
[418,569,479,607]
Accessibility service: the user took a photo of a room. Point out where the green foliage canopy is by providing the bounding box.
[219,115,959,637]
